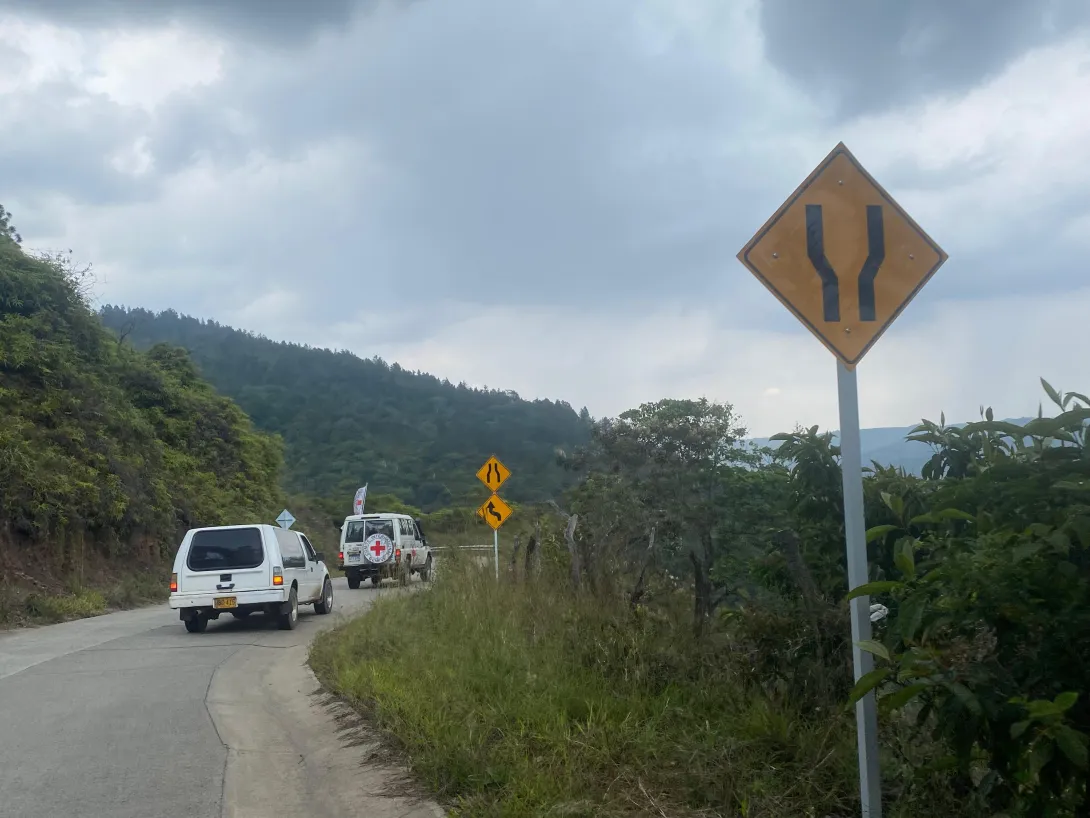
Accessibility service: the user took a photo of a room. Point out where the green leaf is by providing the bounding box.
[985,406,994,421]
[866,524,898,543]
[1010,540,1045,563]
[1029,739,1054,778]
[881,682,929,712]
[1055,726,1089,769]
[1054,480,1090,492]
[845,580,904,601]
[893,539,916,579]
[909,511,936,525]
[897,596,927,642]
[1041,377,1063,409]
[1010,720,1032,739]
[1055,691,1079,712]
[848,668,891,705]
[934,507,975,522]
[1066,517,1090,548]
[857,639,890,661]
[946,682,982,716]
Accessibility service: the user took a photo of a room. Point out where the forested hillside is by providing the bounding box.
[99,306,592,509]
[0,226,283,618]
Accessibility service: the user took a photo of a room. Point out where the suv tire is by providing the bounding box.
[277,587,299,630]
[184,615,208,633]
[314,578,334,615]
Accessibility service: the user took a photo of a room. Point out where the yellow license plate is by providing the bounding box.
[213,596,237,609]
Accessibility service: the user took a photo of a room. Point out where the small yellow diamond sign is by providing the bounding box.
[476,455,511,493]
[476,493,513,531]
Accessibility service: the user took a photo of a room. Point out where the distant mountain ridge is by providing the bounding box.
[99,306,592,510]
[750,417,1036,474]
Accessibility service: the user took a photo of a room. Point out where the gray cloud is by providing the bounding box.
[758,0,1090,116]
[5,0,1090,361]
[0,0,406,48]
[120,0,783,322]
[0,81,157,206]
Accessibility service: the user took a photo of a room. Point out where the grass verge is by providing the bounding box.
[0,567,168,628]
[310,556,974,817]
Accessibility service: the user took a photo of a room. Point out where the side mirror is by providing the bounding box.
[332,521,341,531]
[315,552,325,563]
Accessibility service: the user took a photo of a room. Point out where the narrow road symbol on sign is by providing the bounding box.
[805,203,885,323]
[476,455,511,493]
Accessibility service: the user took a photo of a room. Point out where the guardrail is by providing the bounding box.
[429,544,493,553]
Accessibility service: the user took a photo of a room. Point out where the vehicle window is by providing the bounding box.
[187,527,264,572]
[400,518,409,535]
[345,519,396,542]
[413,520,424,541]
[300,535,317,562]
[367,519,396,540]
[274,528,306,568]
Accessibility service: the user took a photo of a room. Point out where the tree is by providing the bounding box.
[0,204,21,245]
[570,398,762,634]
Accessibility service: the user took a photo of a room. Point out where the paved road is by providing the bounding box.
[0,578,442,818]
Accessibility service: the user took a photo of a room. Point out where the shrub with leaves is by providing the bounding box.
[849,380,1090,815]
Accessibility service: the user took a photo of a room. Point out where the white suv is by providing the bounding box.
[338,513,432,589]
[169,524,334,633]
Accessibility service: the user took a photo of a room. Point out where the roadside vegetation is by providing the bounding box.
[313,391,1090,817]
[0,209,284,626]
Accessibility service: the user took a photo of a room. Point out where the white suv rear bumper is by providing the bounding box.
[169,589,289,609]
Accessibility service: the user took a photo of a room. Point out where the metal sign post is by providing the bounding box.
[737,142,949,818]
[838,361,882,814]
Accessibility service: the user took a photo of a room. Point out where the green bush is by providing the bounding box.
[0,229,284,573]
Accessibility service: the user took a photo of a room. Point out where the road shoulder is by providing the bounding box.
[207,637,445,818]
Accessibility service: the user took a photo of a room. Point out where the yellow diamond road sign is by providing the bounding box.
[477,493,512,531]
[737,142,948,367]
[476,455,511,493]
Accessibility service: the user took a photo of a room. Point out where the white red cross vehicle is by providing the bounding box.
[337,513,432,589]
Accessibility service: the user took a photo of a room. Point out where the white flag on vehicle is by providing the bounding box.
[353,484,368,515]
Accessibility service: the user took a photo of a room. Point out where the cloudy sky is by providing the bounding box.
[3,0,1088,436]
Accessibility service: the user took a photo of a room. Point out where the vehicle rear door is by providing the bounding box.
[342,519,366,569]
[179,526,270,594]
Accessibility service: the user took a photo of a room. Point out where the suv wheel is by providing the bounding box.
[184,614,208,634]
[277,587,299,630]
[421,556,433,583]
[346,574,361,590]
[314,577,334,615]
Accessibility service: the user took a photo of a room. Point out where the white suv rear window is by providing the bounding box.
[187,528,265,572]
